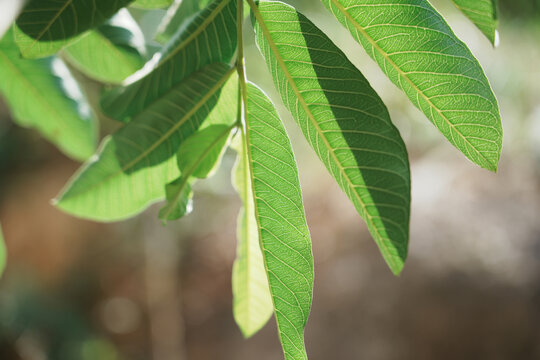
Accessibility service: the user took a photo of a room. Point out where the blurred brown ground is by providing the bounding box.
[1,1,540,359]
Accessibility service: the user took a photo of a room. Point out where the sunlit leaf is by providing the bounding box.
[14,0,134,58]
[102,0,237,122]
[132,0,174,9]
[63,10,146,84]
[159,124,235,222]
[231,132,273,338]
[56,64,236,221]
[0,224,6,278]
[250,0,410,274]
[321,0,502,171]
[0,30,96,161]
[452,0,498,44]
[244,82,314,359]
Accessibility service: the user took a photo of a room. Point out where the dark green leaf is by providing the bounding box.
[102,0,237,122]
[0,30,96,161]
[250,0,410,274]
[14,0,134,58]
[452,0,498,44]
[245,82,314,359]
[321,0,502,171]
[155,0,211,43]
[63,10,146,84]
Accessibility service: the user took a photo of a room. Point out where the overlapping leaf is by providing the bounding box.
[159,124,235,222]
[250,0,410,274]
[231,133,273,338]
[321,0,502,171]
[155,0,212,43]
[452,0,498,44]
[244,82,313,359]
[102,0,237,121]
[0,30,96,161]
[14,0,134,58]
[56,64,236,221]
[132,0,174,9]
[63,10,146,84]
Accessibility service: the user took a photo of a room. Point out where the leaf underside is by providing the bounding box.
[0,30,96,161]
[245,82,314,359]
[14,0,134,58]
[251,0,410,274]
[321,0,502,171]
[452,0,498,44]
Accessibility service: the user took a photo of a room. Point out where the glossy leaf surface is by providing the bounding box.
[321,0,502,171]
[452,0,498,44]
[56,64,236,221]
[14,0,133,58]
[64,10,146,84]
[250,0,410,274]
[245,82,314,359]
[231,133,273,338]
[102,0,237,121]
[0,30,96,161]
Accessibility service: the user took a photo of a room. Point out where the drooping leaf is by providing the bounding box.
[250,0,410,274]
[14,0,134,59]
[452,0,498,44]
[159,124,235,222]
[231,132,273,338]
[63,10,146,84]
[132,0,174,9]
[0,30,96,161]
[0,224,6,278]
[55,64,236,221]
[102,0,237,122]
[321,0,502,171]
[244,82,314,359]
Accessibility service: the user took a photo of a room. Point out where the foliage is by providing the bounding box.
[0,0,502,358]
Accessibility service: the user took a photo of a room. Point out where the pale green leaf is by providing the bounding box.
[321,0,502,171]
[250,0,410,274]
[245,82,314,359]
[452,0,498,44]
[132,0,174,9]
[63,10,146,84]
[0,30,96,161]
[102,0,237,122]
[55,64,236,221]
[14,0,134,59]
[231,132,273,339]
[159,124,235,221]
[0,224,6,278]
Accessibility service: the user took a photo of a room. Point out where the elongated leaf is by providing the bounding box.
[102,0,237,121]
[321,0,502,171]
[231,132,273,338]
[452,0,498,44]
[132,0,174,9]
[155,0,211,44]
[14,0,134,58]
[63,10,146,84]
[159,124,234,221]
[55,64,236,221]
[0,225,6,278]
[244,82,314,359]
[0,30,96,161]
[250,1,410,274]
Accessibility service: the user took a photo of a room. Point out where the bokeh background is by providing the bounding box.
[1,0,540,359]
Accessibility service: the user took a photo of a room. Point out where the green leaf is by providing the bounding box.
[0,30,96,161]
[155,0,212,44]
[452,0,498,44]
[250,0,410,274]
[321,0,502,171]
[244,82,314,359]
[14,0,134,59]
[63,10,146,84]
[0,224,6,278]
[102,0,237,122]
[55,63,236,221]
[132,0,174,9]
[231,132,273,338]
[159,124,235,222]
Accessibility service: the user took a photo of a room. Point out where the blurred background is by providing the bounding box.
[1,0,540,359]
